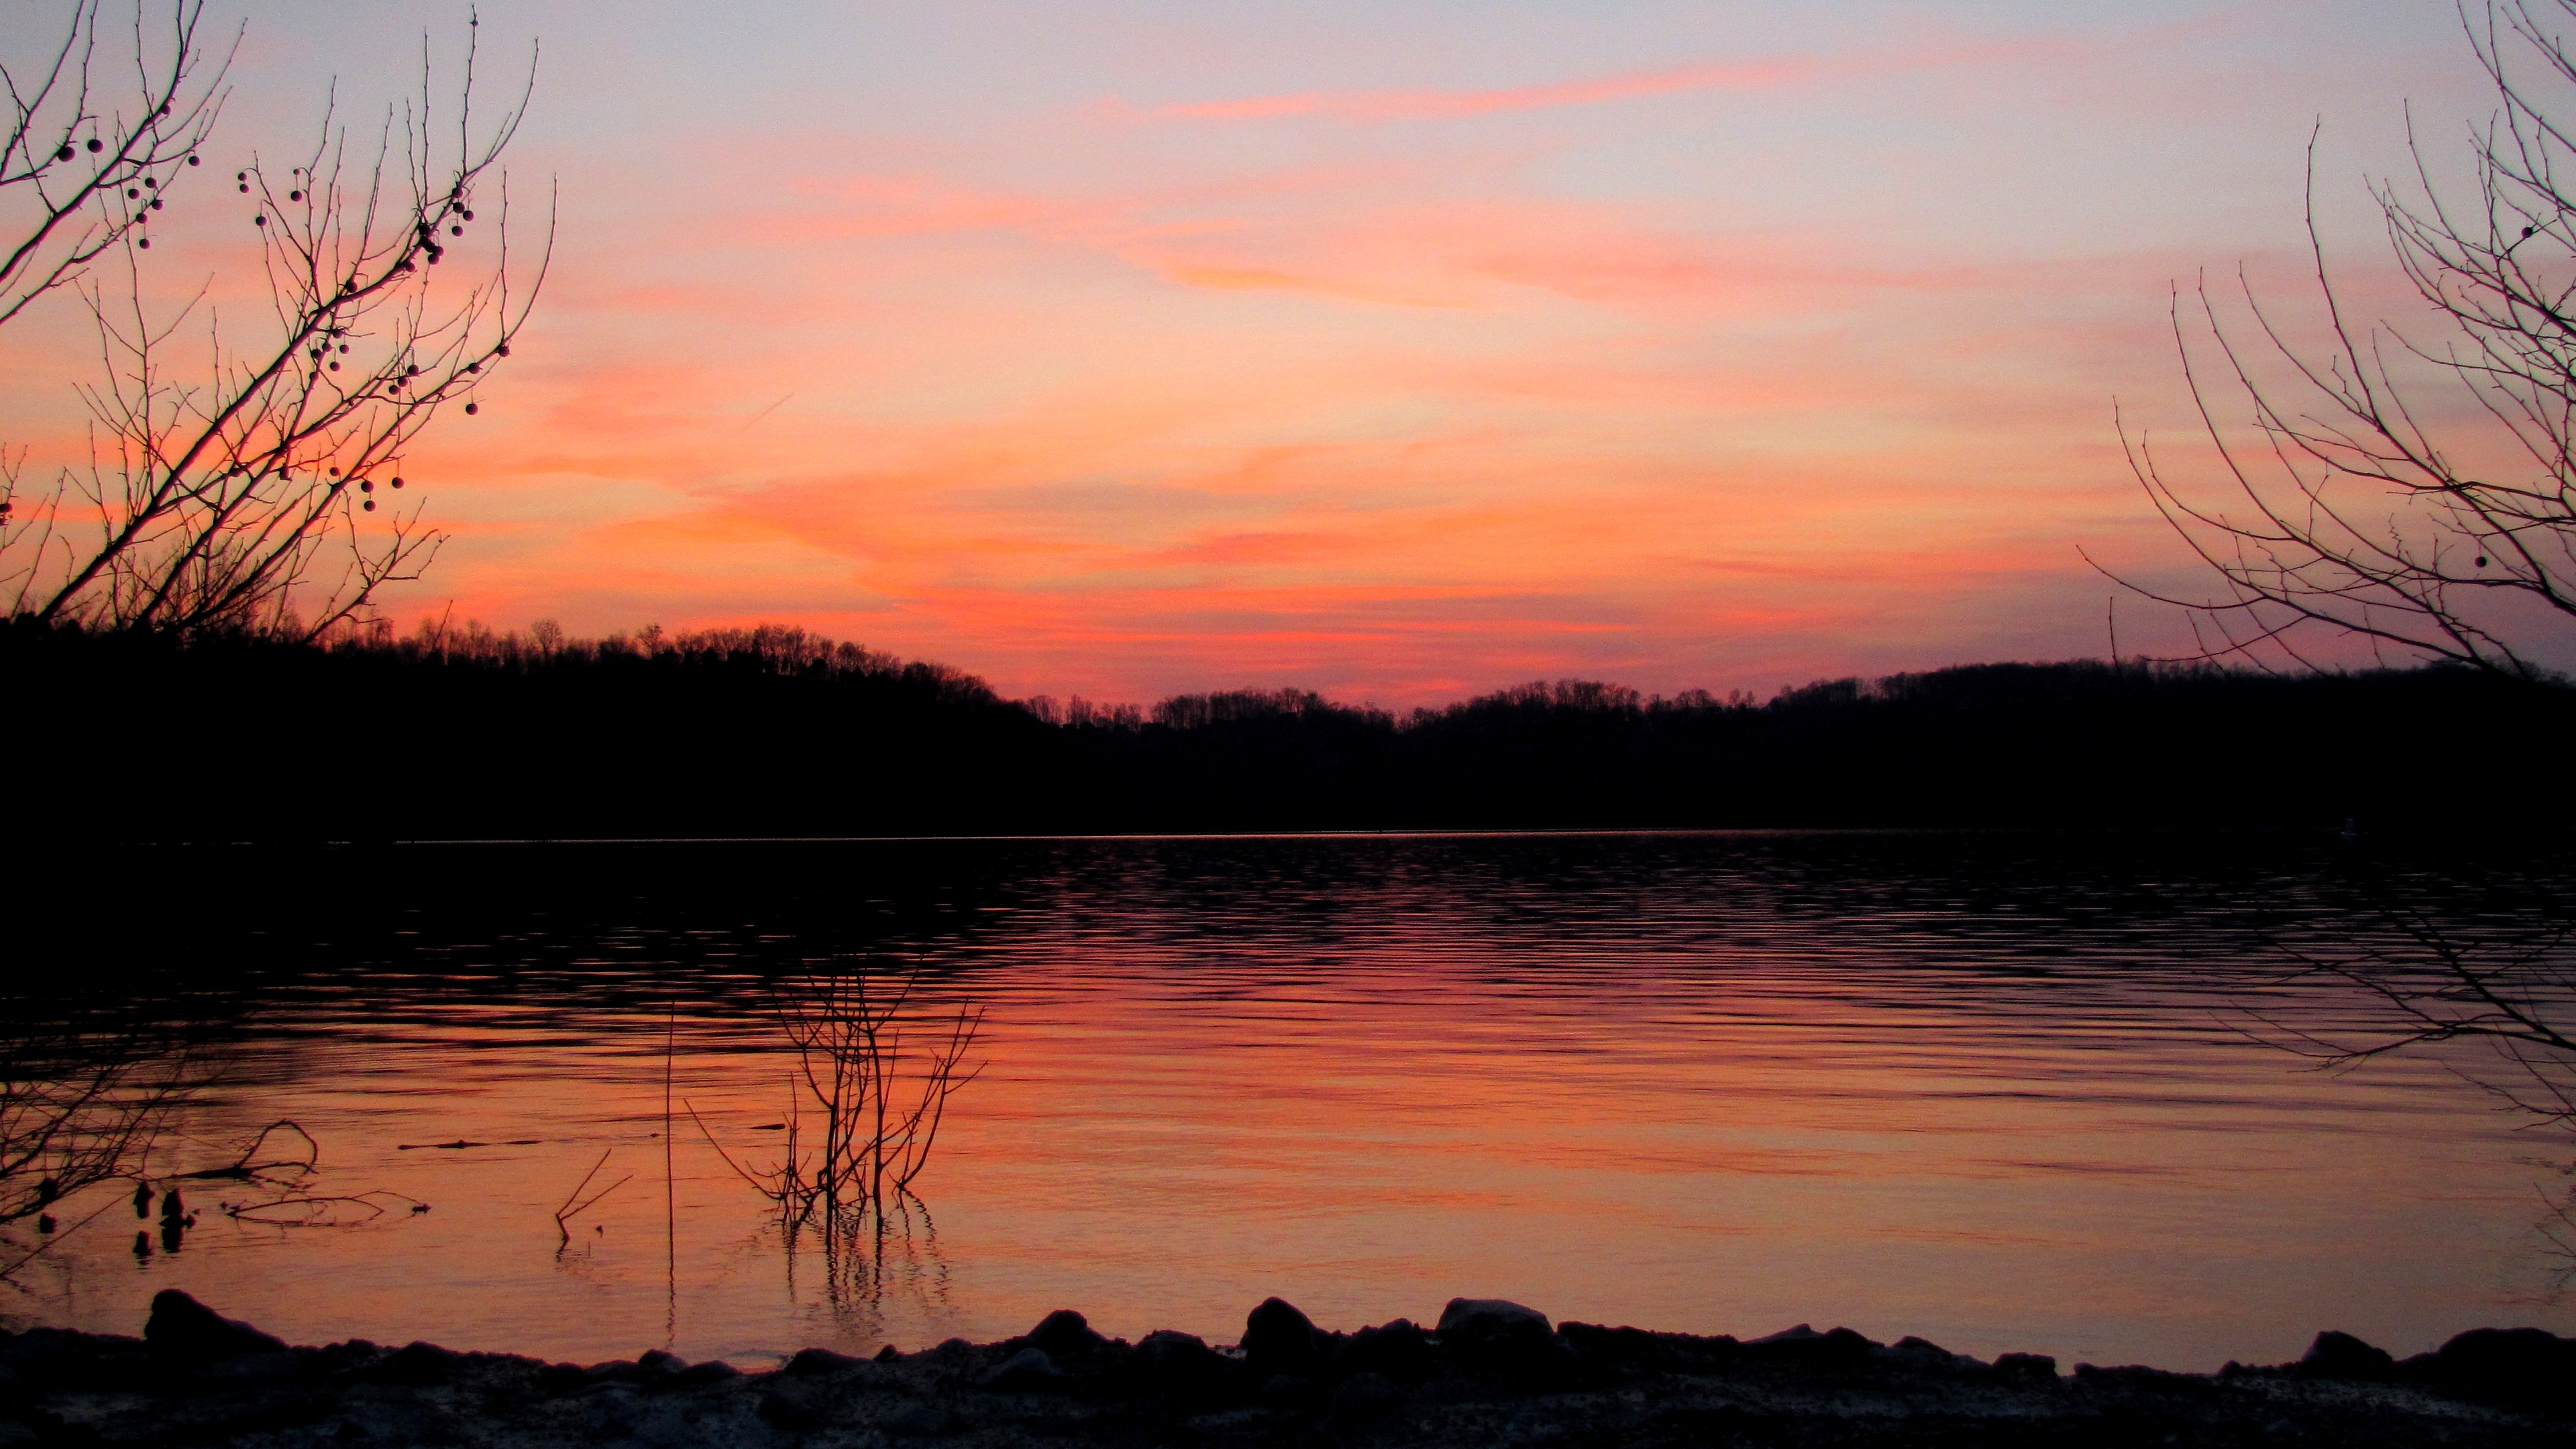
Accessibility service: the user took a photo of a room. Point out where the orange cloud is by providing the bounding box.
[352,11,2310,705]
[1159,263,1468,309]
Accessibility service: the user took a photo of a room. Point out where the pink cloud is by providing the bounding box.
[1158,262,1469,309]
[1139,32,2097,125]
[360,21,2271,702]
[1156,56,1824,123]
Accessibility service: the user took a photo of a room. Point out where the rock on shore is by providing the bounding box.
[0,1289,2567,1446]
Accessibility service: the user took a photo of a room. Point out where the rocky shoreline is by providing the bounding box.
[1,1291,2569,1446]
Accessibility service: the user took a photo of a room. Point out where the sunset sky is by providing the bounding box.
[9,1,2498,703]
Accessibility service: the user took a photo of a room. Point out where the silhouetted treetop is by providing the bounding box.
[7,617,2567,840]
[392,616,1000,703]
[1152,688,1389,731]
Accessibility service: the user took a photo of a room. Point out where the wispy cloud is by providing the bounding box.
[1134,33,2092,125]
[1159,262,1469,309]
[1154,56,1824,123]
[360,1,2364,701]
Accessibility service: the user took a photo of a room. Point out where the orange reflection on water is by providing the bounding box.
[5,835,2563,1373]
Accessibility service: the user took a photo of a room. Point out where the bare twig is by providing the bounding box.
[551,1148,629,1244]
[0,1,236,331]
[225,1189,424,1226]
[2250,861,2576,1124]
[2,5,551,638]
[0,1010,196,1228]
[2104,1,2576,679]
[172,1118,317,1181]
[0,1197,131,1284]
[694,960,985,1278]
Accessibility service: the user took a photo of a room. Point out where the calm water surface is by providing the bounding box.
[8,831,2569,1373]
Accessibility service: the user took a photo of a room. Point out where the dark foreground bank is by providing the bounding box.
[8,1291,2571,1448]
[15,616,2576,838]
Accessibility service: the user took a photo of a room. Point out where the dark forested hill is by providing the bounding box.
[9,619,2565,841]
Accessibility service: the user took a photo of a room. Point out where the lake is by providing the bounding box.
[5,830,2569,1374]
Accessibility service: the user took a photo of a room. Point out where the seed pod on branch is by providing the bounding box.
[3,6,552,639]
[0,1,233,332]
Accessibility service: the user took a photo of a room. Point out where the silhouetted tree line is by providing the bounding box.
[10,616,2571,841]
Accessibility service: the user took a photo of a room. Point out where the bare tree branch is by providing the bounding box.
[2107,1,2576,680]
[1,5,551,639]
[0,1,234,330]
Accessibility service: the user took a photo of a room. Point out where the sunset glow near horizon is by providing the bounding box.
[7,1,2498,704]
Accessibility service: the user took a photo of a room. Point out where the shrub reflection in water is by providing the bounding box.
[694,963,983,1328]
